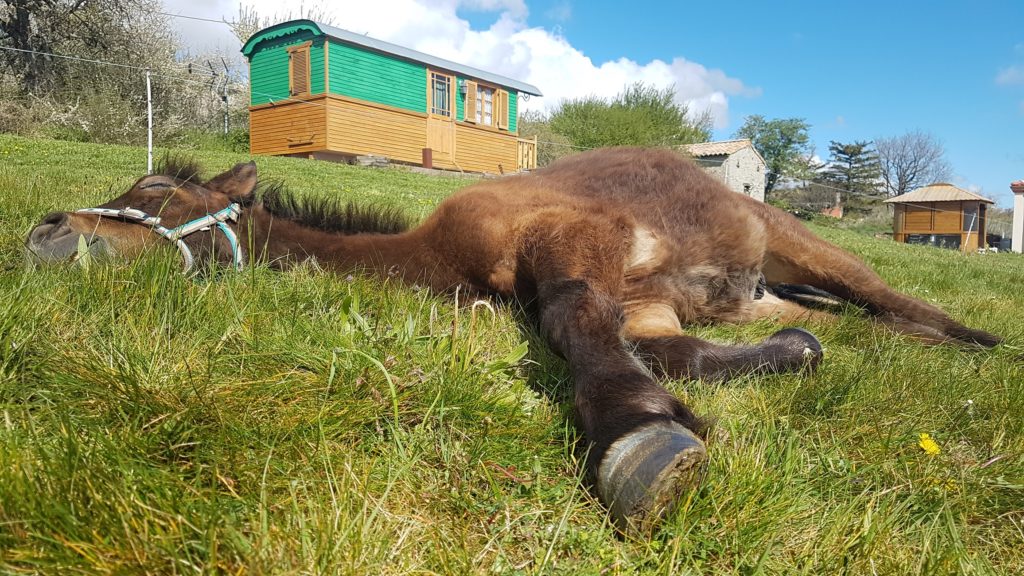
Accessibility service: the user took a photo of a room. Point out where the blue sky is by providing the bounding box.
[472,0,1024,206]
[170,0,1024,206]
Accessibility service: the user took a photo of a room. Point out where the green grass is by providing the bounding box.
[1,133,1022,574]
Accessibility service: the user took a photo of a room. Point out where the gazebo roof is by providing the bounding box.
[883,183,994,204]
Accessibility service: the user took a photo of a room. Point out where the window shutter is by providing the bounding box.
[290,48,309,96]
[464,80,477,123]
[497,90,509,130]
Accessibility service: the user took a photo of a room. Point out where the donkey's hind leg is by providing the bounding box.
[755,205,1000,347]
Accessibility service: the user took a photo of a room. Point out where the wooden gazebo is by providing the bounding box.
[884,183,994,252]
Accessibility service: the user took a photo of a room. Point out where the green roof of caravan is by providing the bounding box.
[241,19,543,97]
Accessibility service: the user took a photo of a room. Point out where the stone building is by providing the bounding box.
[684,139,767,201]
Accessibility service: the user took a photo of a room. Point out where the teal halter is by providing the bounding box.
[75,203,244,272]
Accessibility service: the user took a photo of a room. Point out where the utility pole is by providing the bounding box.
[145,68,153,173]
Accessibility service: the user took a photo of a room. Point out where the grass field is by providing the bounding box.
[1,133,1022,575]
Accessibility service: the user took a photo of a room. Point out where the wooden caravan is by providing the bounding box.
[241,20,543,173]
[884,183,995,252]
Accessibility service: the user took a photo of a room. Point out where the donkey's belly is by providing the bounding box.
[620,226,763,335]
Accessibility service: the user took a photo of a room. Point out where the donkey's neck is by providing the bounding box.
[240,208,452,287]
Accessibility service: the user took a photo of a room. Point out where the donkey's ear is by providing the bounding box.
[204,161,257,201]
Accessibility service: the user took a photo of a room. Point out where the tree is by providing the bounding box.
[875,130,952,197]
[548,83,711,150]
[229,2,337,45]
[0,1,177,92]
[734,115,812,196]
[822,140,882,213]
[516,109,573,167]
[823,140,881,195]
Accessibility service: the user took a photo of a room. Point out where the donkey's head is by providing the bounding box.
[25,160,258,271]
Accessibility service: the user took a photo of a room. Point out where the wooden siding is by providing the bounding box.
[933,201,961,231]
[328,41,427,113]
[324,96,427,164]
[903,205,933,230]
[249,98,327,155]
[251,95,530,172]
[898,202,962,233]
[453,123,517,173]
[250,33,325,105]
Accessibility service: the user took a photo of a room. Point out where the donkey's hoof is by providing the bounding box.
[596,420,707,533]
[766,327,823,371]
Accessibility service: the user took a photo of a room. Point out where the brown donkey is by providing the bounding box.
[24,147,1001,532]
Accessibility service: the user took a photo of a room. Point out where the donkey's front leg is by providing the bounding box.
[623,302,825,382]
[538,278,708,532]
[525,214,708,532]
[633,328,824,381]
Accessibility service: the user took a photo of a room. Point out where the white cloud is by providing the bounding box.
[163,0,757,129]
[996,65,1024,86]
[544,1,571,22]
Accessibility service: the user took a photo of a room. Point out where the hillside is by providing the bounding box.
[1,134,1022,574]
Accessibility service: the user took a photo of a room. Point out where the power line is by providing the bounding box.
[0,45,220,81]
[154,11,236,26]
[0,48,805,179]
[1,43,980,211]
[1,45,144,72]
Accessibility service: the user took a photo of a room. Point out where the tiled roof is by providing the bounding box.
[684,139,755,157]
[883,183,995,204]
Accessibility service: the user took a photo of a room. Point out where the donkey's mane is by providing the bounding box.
[155,157,204,184]
[154,157,413,236]
[254,182,413,235]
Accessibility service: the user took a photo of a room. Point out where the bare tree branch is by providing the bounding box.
[876,130,953,197]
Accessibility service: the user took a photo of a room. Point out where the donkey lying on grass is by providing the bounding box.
[25,147,1001,532]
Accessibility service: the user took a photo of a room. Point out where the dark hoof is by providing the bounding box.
[947,326,1002,348]
[596,420,707,533]
[773,283,844,309]
[765,327,824,372]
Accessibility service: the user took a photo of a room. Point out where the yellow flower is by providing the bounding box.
[918,433,941,456]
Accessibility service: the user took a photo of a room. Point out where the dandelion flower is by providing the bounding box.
[918,433,941,456]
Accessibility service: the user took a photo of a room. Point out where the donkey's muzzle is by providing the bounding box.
[28,212,72,246]
[597,420,707,533]
[25,211,111,265]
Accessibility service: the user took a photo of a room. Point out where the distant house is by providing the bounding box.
[241,20,543,173]
[684,139,767,201]
[883,183,994,252]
